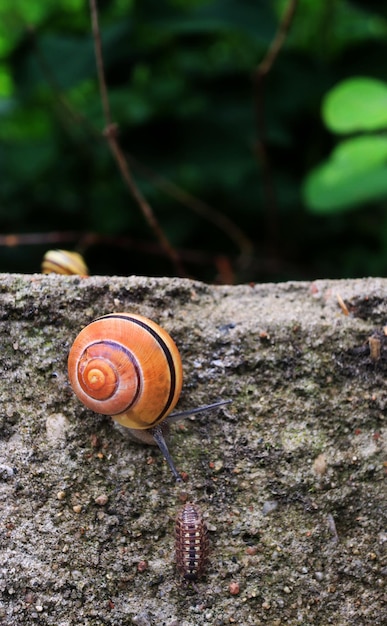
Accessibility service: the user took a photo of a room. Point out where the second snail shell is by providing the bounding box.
[42,249,89,276]
[68,313,183,430]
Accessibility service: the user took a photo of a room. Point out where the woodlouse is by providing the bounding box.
[175,503,209,581]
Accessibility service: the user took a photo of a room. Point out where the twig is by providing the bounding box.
[126,155,254,269]
[0,232,83,247]
[88,0,185,277]
[27,16,252,280]
[253,0,298,266]
[336,293,349,316]
[256,0,298,79]
[0,230,226,269]
[0,230,310,278]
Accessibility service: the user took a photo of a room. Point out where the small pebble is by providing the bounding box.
[137,560,148,573]
[46,414,69,444]
[95,494,108,506]
[0,465,15,480]
[210,460,224,473]
[24,592,35,604]
[262,500,278,515]
[132,612,151,626]
[57,491,66,500]
[73,505,82,514]
[313,453,327,476]
[90,434,101,448]
[229,581,240,595]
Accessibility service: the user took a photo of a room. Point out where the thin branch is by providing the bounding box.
[0,230,309,279]
[253,0,298,267]
[255,0,298,79]
[27,13,254,279]
[126,155,254,269]
[0,232,82,247]
[0,230,232,276]
[88,0,186,277]
[89,0,113,126]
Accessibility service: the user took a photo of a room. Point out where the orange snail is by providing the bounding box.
[68,313,230,481]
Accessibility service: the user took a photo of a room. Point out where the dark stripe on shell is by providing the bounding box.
[97,313,177,426]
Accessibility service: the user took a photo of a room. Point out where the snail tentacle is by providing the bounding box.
[167,399,232,424]
[151,425,183,482]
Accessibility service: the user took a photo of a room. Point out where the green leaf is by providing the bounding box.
[323,77,387,133]
[303,135,387,212]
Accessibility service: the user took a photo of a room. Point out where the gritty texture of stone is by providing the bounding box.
[0,273,386,625]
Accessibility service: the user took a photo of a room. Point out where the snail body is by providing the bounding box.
[42,249,88,276]
[175,503,209,581]
[68,313,230,481]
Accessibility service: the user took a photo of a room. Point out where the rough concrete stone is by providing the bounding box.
[0,274,386,625]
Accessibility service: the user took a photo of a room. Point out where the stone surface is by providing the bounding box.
[0,273,386,625]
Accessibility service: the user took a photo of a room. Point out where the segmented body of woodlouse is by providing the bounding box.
[175,503,209,581]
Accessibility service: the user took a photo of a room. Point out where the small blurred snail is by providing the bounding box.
[42,249,89,276]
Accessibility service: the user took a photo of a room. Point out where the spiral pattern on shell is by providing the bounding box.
[68,313,183,430]
[42,249,89,276]
[175,503,209,581]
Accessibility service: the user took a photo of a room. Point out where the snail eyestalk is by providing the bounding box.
[151,425,182,482]
[167,399,232,424]
[150,399,231,481]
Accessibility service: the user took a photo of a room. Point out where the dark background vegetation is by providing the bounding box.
[1,0,387,283]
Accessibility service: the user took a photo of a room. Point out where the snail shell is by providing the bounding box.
[68,313,183,431]
[42,249,88,276]
[175,503,209,581]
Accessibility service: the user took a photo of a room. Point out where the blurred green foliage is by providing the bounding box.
[304,77,387,212]
[1,0,387,281]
